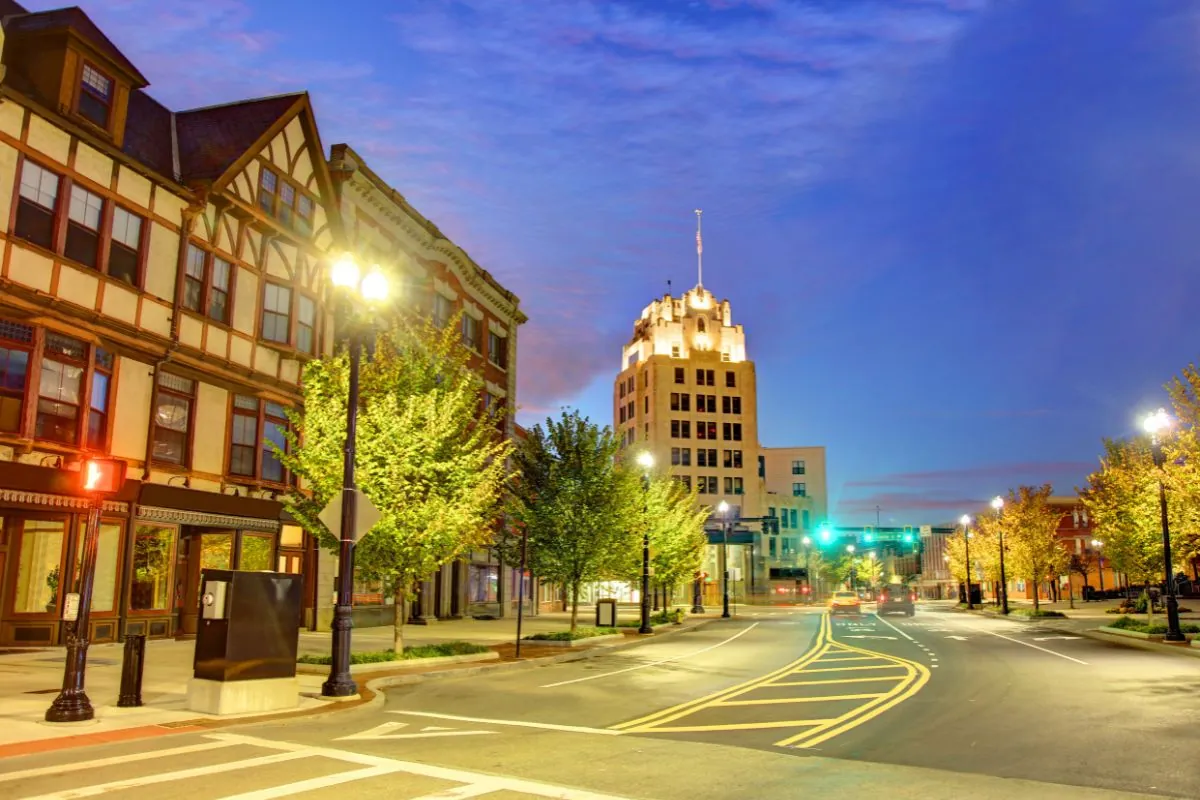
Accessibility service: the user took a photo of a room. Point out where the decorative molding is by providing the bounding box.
[487,319,508,337]
[462,300,484,321]
[433,278,458,301]
[0,489,127,513]
[485,380,507,399]
[136,505,280,532]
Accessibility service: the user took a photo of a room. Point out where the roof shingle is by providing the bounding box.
[175,94,303,184]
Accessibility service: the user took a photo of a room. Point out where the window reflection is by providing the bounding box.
[131,525,174,611]
[14,519,65,613]
[73,521,121,611]
[239,534,272,571]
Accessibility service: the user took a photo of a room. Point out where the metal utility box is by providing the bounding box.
[596,598,618,628]
[193,569,302,682]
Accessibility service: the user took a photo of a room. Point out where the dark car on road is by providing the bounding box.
[877,584,915,616]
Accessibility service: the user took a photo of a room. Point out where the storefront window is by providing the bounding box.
[13,519,65,613]
[73,521,121,612]
[468,564,498,603]
[239,534,273,571]
[199,532,233,570]
[131,525,174,611]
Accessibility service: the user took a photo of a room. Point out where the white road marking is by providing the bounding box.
[390,710,624,736]
[217,766,403,800]
[20,750,311,799]
[946,635,969,641]
[972,627,1089,665]
[540,622,760,688]
[335,721,495,741]
[873,614,918,642]
[0,740,233,783]
[1033,635,1081,641]
[842,635,897,640]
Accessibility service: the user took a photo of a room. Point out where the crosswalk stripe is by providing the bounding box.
[0,740,234,783]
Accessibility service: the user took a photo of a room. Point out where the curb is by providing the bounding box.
[0,617,722,758]
[518,633,627,648]
[295,650,499,675]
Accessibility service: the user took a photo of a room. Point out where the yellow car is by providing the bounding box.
[829,590,862,616]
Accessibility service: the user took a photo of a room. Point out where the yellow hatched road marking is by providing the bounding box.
[636,719,835,733]
[612,614,830,731]
[718,693,883,707]
[798,664,907,673]
[774,637,930,749]
[810,655,882,663]
[771,676,907,687]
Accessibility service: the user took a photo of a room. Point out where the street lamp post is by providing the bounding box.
[46,459,127,723]
[718,500,731,618]
[323,256,389,698]
[802,536,812,604]
[959,515,974,610]
[637,451,655,635]
[1092,539,1105,595]
[1144,409,1185,642]
[991,497,1009,615]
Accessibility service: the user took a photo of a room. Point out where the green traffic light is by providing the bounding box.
[818,527,831,544]
[903,533,914,543]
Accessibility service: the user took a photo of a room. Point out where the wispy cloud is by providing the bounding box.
[39,0,990,409]
[845,461,1096,489]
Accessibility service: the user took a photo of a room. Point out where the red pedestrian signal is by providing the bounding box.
[82,458,126,494]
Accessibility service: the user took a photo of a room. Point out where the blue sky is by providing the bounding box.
[44,0,1200,525]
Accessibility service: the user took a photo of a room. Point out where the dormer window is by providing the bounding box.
[78,63,114,129]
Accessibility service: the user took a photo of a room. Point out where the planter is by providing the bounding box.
[520,633,626,648]
[1097,626,1163,641]
[295,650,498,675]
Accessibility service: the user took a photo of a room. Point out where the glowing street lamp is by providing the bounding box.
[1143,409,1185,641]
[324,255,391,699]
[991,496,1009,614]
[718,500,732,618]
[637,451,655,634]
[1091,539,1106,595]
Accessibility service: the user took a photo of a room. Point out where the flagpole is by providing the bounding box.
[695,209,703,287]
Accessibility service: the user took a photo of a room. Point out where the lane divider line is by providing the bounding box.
[970,627,1090,665]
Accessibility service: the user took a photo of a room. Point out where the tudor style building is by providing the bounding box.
[0,3,343,645]
[325,145,526,624]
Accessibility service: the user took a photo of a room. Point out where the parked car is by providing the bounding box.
[829,590,862,616]
[877,584,915,616]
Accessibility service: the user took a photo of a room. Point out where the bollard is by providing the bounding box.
[117,634,146,707]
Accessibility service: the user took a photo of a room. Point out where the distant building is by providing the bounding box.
[612,276,828,603]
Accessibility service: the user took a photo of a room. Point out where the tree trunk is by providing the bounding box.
[569,582,580,633]
[393,584,406,653]
[1032,579,1040,611]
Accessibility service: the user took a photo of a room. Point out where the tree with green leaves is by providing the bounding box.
[1002,484,1069,611]
[640,475,709,606]
[507,410,640,632]
[855,551,884,589]
[279,315,512,651]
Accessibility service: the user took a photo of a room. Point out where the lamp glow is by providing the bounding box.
[991,496,1004,511]
[1091,539,1102,548]
[360,269,389,302]
[636,451,655,471]
[330,255,359,288]
[802,536,811,546]
[717,500,730,514]
[846,544,855,553]
[959,514,971,526]
[1144,408,1172,436]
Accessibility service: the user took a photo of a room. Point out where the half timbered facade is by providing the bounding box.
[0,4,342,645]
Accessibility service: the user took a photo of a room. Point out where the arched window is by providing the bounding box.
[697,317,706,333]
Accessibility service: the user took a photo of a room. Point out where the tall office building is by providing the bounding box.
[613,268,827,599]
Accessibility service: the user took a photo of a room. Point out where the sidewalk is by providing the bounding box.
[0,607,698,754]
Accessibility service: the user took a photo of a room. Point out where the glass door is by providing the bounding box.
[176,528,233,637]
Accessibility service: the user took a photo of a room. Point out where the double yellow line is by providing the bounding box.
[611,611,930,749]
[611,614,831,733]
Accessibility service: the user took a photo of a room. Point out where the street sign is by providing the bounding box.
[706,530,754,545]
[920,525,931,536]
[319,489,383,542]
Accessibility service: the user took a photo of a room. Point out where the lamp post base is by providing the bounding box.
[45,635,94,723]
[322,604,358,698]
[1164,594,1186,642]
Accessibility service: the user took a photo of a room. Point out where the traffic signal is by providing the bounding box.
[818,525,832,544]
[863,526,875,544]
[902,526,914,544]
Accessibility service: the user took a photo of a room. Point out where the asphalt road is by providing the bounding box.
[4,604,1199,799]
